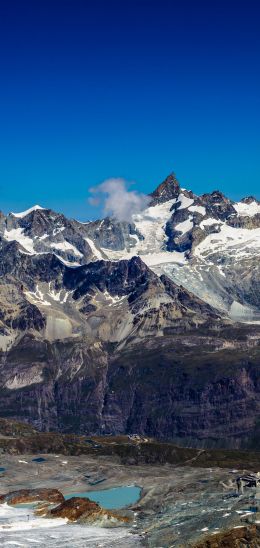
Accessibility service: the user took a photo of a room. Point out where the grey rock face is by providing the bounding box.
[149,173,183,205]
[1,325,260,449]
[83,218,143,251]
[2,208,93,265]
[200,190,236,220]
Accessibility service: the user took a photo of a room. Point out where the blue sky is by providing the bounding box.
[0,0,259,220]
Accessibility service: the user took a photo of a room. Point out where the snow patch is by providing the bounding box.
[188,205,206,216]
[50,241,83,258]
[234,200,260,217]
[54,255,81,267]
[85,237,103,260]
[4,228,35,254]
[132,198,176,254]
[195,224,260,260]
[24,285,51,306]
[0,333,16,352]
[53,227,65,236]
[11,205,45,218]
[177,194,194,210]
[0,503,67,531]
[38,233,48,241]
[103,290,127,306]
[175,216,193,234]
[142,251,186,267]
[200,218,222,229]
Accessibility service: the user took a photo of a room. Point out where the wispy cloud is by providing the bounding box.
[88,178,149,222]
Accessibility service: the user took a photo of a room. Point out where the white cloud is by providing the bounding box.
[89,178,149,222]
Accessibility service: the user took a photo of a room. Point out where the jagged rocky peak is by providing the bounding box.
[200,189,236,220]
[2,206,94,265]
[150,172,181,205]
[63,255,150,301]
[84,217,143,251]
[241,195,259,204]
[9,206,61,234]
[11,204,46,218]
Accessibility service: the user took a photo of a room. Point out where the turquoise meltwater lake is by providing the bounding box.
[64,485,141,509]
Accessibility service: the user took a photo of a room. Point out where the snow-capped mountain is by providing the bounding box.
[1,173,260,448]
[3,172,260,323]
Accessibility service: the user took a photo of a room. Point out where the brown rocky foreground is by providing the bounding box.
[0,488,64,505]
[48,496,130,525]
[0,487,131,527]
[193,524,260,547]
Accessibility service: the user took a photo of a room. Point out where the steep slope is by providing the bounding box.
[103,328,260,449]
[0,243,229,440]
[5,173,260,325]
[0,233,219,350]
[2,206,95,265]
[99,174,260,321]
[1,318,260,447]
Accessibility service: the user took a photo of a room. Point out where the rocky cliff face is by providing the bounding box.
[103,333,260,449]
[1,324,260,448]
[1,174,260,448]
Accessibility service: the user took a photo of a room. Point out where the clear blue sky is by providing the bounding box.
[0,0,259,220]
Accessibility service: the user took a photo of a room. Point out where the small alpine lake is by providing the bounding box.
[64,485,141,509]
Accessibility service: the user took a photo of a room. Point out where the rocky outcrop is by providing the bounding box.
[0,488,64,505]
[149,172,182,205]
[0,417,37,437]
[200,190,236,220]
[193,525,260,548]
[83,217,143,251]
[49,496,130,524]
[49,496,100,521]
[228,213,260,229]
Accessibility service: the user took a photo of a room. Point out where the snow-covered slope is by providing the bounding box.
[11,205,46,218]
[99,176,260,321]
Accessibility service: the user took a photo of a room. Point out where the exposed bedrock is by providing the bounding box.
[1,332,260,450]
[0,488,64,505]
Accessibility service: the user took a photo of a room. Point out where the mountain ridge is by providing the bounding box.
[1,173,260,447]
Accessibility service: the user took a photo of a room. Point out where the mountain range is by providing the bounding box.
[1,173,260,449]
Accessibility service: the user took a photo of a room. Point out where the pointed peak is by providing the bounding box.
[11,205,46,218]
[200,189,232,206]
[150,172,180,205]
[201,190,225,200]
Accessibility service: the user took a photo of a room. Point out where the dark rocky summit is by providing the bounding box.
[149,172,182,205]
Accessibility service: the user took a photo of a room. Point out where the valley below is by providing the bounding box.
[1,422,260,546]
[1,451,260,547]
